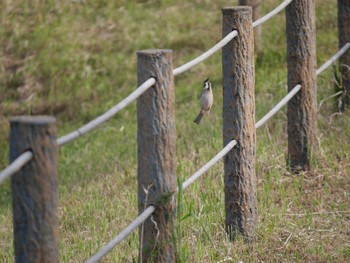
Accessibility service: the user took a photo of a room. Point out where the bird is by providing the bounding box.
[194,78,213,125]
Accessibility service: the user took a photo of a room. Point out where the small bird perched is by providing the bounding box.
[194,78,213,124]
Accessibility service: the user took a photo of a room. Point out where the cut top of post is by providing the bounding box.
[136,49,174,83]
[136,49,173,61]
[137,49,173,55]
[10,116,56,125]
[222,6,253,15]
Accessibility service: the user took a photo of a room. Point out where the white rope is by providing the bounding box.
[255,42,350,129]
[181,140,237,190]
[57,77,156,146]
[253,0,294,28]
[76,40,350,261]
[316,42,350,76]
[255,84,301,129]
[87,140,238,262]
[86,205,155,263]
[3,0,345,258]
[173,0,294,76]
[59,0,296,146]
[0,0,297,187]
[182,38,348,189]
[0,151,33,185]
[172,31,238,76]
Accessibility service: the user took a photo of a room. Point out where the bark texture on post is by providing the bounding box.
[338,0,350,110]
[137,50,176,262]
[239,0,261,53]
[10,116,58,263]
[222,7,257,241]
[286,0,317,171]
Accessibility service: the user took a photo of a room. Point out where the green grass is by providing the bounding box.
[1,0,350,262]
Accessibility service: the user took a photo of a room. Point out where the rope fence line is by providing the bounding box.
[254,41,350,129]
[316,42,350,76]
[86,140,238,263]
[85,44,339,260]
[57,77,156,146]
[87,77,299,261]
[252,0,293,28]
[173,31,238,76]
[60,0,295,146]
[2,41,346,186]
[0,0,296,187]
[1,33,349,263]
[0,0,349,261]
[255,84,301,129]
[182,38,349,197]
[181,140,237,191]
[180,38,349,200]
[173,0,293,76]
[86,205,155,263]
[0,151,33,185]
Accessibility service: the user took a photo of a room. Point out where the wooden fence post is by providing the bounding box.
[9,116,58,262]
[338,0,350,110]
[222,7,257,241]
[286,0,317,171]
[239,0,261,53]
[136,50,176,262]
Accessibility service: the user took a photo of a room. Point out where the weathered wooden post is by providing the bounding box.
[137,50,176,262]
[338,0,350,110]
[222,7,257,241]
[10,116,58,262]
[239,0,261,53]
[286,0,317,171]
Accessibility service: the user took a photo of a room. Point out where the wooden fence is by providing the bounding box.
[2,1,350,262]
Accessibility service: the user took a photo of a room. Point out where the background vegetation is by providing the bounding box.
[1,0,349,262]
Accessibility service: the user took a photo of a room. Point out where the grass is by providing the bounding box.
[1,0,349,262]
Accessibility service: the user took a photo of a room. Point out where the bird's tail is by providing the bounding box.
[194,111,204,124]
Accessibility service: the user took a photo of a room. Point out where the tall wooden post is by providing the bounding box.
[222,7,257,241]
[286,0,317,171]
[10,116,58,263]
[338,0,350,110]
[137,50,176,262]
[239,0,261,53]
